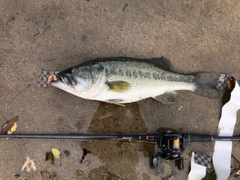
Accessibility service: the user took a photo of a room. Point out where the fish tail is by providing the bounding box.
[192,73,222,99]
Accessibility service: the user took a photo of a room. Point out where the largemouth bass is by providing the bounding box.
[51,57,221,105]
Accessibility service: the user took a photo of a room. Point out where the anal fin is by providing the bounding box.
[152,92,177,104]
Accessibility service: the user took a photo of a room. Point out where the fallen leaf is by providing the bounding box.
[1,116,18,134]
[15,174,21,178]
[41,171,56,180]
[52,148,61,159]
[75,170,85,180]
[79,148,91,164]
[45,152,54,164]
[22,178,26,180]
[227,77,236,90]
[21,156,36,172]
[222,77,236,105]
[8,122,17,134]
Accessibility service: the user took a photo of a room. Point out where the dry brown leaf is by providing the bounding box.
[1,116,18,134]
[227,77,236,90]
[46,152,54,164]
[41,171,56,180]
[21,156,36,172]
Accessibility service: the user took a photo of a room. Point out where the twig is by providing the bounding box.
[122,4,128,12]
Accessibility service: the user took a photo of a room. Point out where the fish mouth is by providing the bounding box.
[50,75,73,90]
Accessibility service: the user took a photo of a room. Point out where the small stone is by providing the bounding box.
[64,150,70,157]
[14,174,20,178]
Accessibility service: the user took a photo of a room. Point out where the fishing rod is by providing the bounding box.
[1,132,239,170]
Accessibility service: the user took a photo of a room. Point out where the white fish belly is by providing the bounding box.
[92,80,196,103]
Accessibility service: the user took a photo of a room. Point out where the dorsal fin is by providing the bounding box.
[150,57,173,71]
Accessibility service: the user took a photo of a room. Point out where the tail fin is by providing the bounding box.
[193,73,223,99]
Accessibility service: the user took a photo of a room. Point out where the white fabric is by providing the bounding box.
[188,152,207,180]
[213,82,240,180]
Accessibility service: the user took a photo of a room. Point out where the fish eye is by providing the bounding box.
[68,68,75,74]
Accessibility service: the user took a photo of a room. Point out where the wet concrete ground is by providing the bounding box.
[1,1,240,179]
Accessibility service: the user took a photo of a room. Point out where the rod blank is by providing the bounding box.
[0,133,239,142]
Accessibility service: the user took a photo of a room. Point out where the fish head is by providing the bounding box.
[50,66,93,97]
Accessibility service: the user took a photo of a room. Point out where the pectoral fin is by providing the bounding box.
[106,81,131,92]
[153,93,177,104]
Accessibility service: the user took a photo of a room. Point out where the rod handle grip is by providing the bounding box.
[186,134,212,142]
